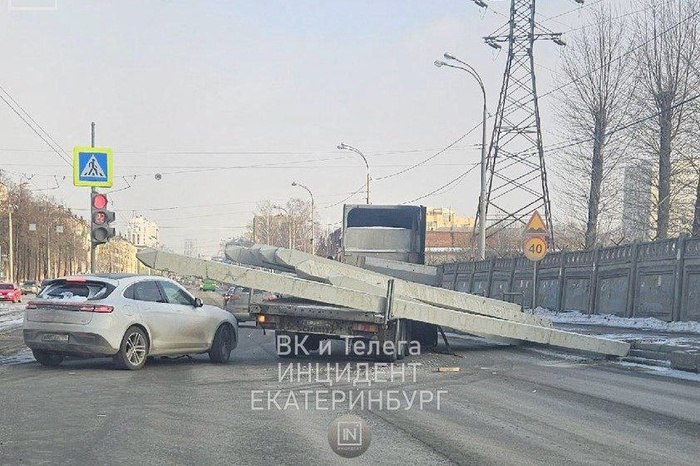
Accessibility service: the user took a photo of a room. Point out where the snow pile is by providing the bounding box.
[533,307,700,334]
[0,311,23,331]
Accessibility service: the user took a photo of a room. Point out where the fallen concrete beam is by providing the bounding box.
[356,255,439,286]
[392,304,629,357]
[138,249,628,357]
[294,259,551,328]
[236,245,551,328]
[225,245,294,272]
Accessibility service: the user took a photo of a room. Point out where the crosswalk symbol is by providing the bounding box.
[80,155,106,179]
[73,146,113,187]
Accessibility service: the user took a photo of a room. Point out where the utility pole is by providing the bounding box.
[471,0,573,247]
[90,122,96,273]
[273,205,293,249]
[0,180,14,283]
[292,182,315,254]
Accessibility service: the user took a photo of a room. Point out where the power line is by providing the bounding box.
[0,91,71,166]
[400,163,480,205]
[374,124,482,181]
[0,86,72,165]
[540,6,700,102]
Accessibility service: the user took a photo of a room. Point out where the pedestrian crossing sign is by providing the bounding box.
[73,146,113,187]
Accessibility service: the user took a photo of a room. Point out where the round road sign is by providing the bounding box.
[524,237,548,261]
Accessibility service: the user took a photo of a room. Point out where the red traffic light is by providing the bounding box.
[92,193,108,209]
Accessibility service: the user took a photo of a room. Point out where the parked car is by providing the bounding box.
[224,286,278,322]
[23,274,238,370]
[0,283,22,303]
[20,280,40,295]
[200,279,217,292]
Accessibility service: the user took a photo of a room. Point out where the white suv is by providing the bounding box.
[23,274,238,370]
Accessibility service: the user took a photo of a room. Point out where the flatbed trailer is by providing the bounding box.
[250,299,428,360]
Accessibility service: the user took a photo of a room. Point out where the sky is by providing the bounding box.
[0,0,631,255]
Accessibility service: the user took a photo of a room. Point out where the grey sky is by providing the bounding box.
[0,1,627,255]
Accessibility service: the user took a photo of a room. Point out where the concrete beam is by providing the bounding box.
[137,249,628,357]
[294,259,551,328]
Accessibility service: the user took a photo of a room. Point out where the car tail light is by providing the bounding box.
[263,293,278,302]
[65,277,87,283]
[77,304,113,313]
[91,305,114,313]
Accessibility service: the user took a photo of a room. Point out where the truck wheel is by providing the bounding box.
[114,326,149,370]
[209,324,234,363]
[32,349,64,367]
[396,320,407,361]
[412,322,438,352]
[376,322,400,363]
[301,334,321,353]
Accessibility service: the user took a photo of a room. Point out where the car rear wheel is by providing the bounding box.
[209,324,234,363]
[114,326,149,370]
[32,349,64,367]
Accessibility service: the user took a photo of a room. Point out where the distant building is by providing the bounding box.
[95,237,140,274]
[426,207,475,231]
[622,162,696,241]
[622,165,654,242]
[127,215,160,248]
[424,208,474,264]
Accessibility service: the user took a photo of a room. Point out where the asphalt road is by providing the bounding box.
[0,325,699,465]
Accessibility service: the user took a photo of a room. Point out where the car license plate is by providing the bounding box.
[41,334,69,343]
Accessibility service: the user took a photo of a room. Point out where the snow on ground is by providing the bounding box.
[616,361,700,383]
[533,308,700,335]
[0,303,24,331]
[0,348,34,366]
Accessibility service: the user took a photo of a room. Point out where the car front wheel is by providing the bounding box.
[32,349,64,367]
[209,324,234,363]
[114,326,149,370]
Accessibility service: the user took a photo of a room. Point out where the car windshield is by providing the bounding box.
[38,280,113,301]
[0,284,14,290]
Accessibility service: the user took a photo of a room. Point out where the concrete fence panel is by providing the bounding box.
[439,235,699,322]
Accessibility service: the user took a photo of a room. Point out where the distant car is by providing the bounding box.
[23,274,238,370]
[0,283,22,303]
[224,286,278,322]
[200,280,217,292]
[20,281,40,295]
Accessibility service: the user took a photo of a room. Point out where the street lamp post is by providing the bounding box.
[337,143,370,204]
[0,180,14,283]
[291,182,315,255]
[434,53,488,260]
[272,204,293,249]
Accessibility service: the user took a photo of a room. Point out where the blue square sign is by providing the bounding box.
[73,146,113,187]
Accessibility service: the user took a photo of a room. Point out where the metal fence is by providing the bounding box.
[439,236,700,322]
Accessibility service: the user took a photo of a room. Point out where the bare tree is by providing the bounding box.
[634,0,700,240]
[556,5,635,249]
[246,198,317,253]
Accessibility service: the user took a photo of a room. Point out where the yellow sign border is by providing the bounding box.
[524,236,548,262]
[73,146,113,188]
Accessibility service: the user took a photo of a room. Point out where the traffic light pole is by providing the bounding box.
[90,122,96,274]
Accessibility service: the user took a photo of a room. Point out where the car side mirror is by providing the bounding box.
[193,297,203,308]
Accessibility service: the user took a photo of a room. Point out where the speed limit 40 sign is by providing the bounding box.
[524,236,547,262]
[523,211,549,262]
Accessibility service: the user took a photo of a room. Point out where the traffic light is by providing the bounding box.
[91,191,116,245]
